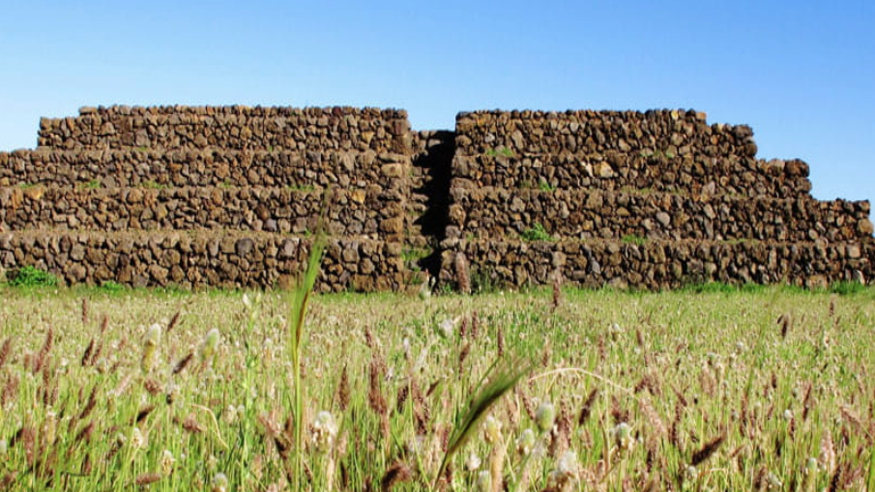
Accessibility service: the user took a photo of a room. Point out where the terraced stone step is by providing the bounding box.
[439,237,874,290]
[447,187,873,243]
[0,186,407,237]
[0,148,410,189]
[0,230,411,291]
[37,105,411,153]
[451,153,811,198]
[455,109,758,160]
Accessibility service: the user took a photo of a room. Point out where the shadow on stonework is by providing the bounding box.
[410,130,455,280]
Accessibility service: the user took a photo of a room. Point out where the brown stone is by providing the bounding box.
[381,163,404,178]
[379,217,403,234]
[236,238,255,257]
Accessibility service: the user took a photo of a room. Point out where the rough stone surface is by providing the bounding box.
[38,106,410,154]
[0,231,406,291]
[439,109,873,290]
[1,105,872,291]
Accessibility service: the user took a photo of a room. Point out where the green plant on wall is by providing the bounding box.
[621,234,647,246]
[287,184,316,193]
[142,180,168,190]
[486,146,515,158]
[521,223,554,242]
[538,180,556,192]
[7,265,59,287]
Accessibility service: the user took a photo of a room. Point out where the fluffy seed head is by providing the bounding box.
[475,470,491,492]
[535,401,556,433]
[766,472,783,489]
[805,457,818,475]
[483,415,502,444]
[438,318,455,339]
[199,328,221,364]
[160,449,175,476]
[515,428,536,456]
[223,405,239,425]
[130,428,146,449]
[311,410,338,453]
[685,465,698,481]
[466,451,481,471]
[611,422,634,451]
[547,451,579,488]
[145,324,161,347]
[211,472,228,492]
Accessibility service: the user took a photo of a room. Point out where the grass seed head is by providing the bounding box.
[145,323,162,346]
[130,427,146,449]
[455,252,471,294]
[160,449,176,476]
[310,410,338,453]
[0,338,12,369]
[211,472,229,492]
[381,461,412,491]
[135,473,162,486]
[516,428,536,456]
[685,465,698,481]
[476,470,491,492]
[438,318,455,339]
[611,422,635,452]
[536,401,556,433]
[547,450,580,490]
[141,323,162,372]
[466,451,482,471]
[483,414,502,444]
[766,472,783,490]
[690,434,725,467]
[223,404,239,425]
[199,328,221,366]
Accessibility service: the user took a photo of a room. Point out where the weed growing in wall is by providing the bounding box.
[520,223,554,242]
[621,234,647,246]
[538,180,556,192]
[141,180,168,190]
[7,265,59,287]
[485,146,515,158]
[78,179,102,190]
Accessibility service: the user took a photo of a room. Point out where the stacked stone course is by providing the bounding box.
[38,105,411,153]
[1,105,872,291]
[0,149,409,189]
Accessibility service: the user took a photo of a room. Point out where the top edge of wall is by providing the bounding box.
[456,109,709,121]
[74,105,409,118]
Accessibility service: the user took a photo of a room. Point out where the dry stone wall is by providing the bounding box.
[451,153,812,197]
[455,110,758,158]
[1,105,872,291]
[0,231,404,291]
[441,110,874,290]
[2,106,420,291]
[449,188,872,243]
[444,238,873,290]
[39,106,411,153]
[0,186,404,238]
[0,148,409,189]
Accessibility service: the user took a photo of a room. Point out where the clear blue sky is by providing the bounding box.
[1,1,872,204]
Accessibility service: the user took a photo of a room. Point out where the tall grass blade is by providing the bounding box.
[867,445,875,492]
[287,188,331,492]
[434,355,532,488]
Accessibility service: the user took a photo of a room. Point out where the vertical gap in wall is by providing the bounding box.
[411,130,455,281]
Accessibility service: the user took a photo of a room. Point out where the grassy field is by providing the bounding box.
[0,282,873,491]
